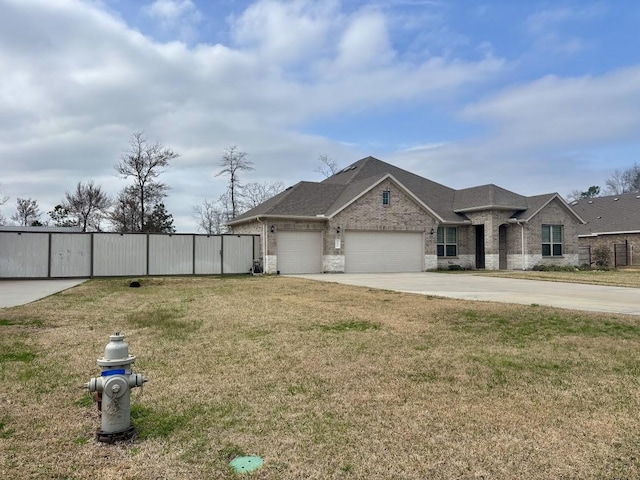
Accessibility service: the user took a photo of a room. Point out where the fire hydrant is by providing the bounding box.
[84,332,147,442]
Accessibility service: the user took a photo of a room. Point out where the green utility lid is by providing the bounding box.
[230,455,264,474]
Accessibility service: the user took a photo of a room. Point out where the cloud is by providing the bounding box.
[0,0,503,229]
[524,4,604,55]
[461,66,640,149]
[145,0,202,41]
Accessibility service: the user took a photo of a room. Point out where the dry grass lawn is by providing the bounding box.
[468,269,640,288]
[1,276,640,479]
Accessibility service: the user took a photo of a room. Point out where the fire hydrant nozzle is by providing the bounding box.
[84,332,147,443]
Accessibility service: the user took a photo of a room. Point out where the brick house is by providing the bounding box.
[571,192,640,267]
[229,157,584,274]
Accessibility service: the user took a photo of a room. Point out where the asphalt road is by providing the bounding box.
[292,273,640,316]
[0,279,87,308]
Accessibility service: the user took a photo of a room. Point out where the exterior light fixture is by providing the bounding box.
[270,225,275,233]
[336,226,341,234]
[430,228,435,235]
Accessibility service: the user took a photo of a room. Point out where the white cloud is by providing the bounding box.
[334,10,396,71]
[230,0,339,65]
[462,66,640,149]
[525,4,604,55]
[145,0,202,41]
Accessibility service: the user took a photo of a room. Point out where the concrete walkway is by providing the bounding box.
[292,273,640,316]
[0,279,87,308]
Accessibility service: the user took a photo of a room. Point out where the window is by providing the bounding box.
[542,225,563,256]
[437,227,457,257]
[382,190,390,205]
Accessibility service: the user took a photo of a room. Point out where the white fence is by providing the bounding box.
[0,231,259,278]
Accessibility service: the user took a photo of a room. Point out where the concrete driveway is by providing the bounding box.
[292,273,640,316]
[0,279,87,308]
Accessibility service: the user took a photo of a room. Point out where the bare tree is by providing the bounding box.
[0,184,7,225]
[605,163,640,194]
[314,153,339,178]
[11,197,41,226]
[193,198,226,234]
[215,146,254,220]
[109,186,141,233]
[115,131,179,231]
[241,181,285,210]
[64,180,111,231]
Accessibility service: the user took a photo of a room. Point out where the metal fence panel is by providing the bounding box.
[223,235,254,274]
[0,232,49,278]
[149,234,193,275]
[614,243,628,267]
[194,236,222,274]
[93,234,147,276]
[50,233,92,277]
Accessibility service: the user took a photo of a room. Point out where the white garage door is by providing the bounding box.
[277,231,323,274]
[345,231,423,273]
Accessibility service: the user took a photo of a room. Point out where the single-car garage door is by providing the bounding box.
[345,231,423,273]
[277,231,323,274]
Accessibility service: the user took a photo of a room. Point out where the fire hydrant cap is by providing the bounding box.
[97,332,136,367]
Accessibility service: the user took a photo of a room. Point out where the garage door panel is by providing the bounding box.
[277,231,323,274]
[345,231,422,273]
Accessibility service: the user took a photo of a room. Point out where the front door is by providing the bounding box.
[475,225,485,269]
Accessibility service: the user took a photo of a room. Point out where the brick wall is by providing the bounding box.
[579,233,640,266]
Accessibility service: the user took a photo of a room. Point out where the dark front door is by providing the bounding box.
[475,225,485,269]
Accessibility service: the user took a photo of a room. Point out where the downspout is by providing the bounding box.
[256,216,267,273]
[516,219,527,270]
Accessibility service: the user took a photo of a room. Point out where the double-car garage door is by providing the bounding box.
[344,231,423,273]
[276,230,423,274]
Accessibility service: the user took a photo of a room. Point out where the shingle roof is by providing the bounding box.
[571,192,640,235]
[454,184,528,212]
[229,156,577,225]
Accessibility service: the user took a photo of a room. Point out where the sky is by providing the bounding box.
[1,0,639,231]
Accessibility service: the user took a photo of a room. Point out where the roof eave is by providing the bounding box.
[454,205,528,214]
[227,214,328,226]
[579,229,640,237]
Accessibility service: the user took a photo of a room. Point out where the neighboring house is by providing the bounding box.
[571,192,640,267]
[229,157,584,274]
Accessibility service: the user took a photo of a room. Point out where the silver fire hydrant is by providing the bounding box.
[84,332,147,442]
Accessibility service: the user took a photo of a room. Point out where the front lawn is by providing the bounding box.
[469,269,640,288]
[1,276,639,479]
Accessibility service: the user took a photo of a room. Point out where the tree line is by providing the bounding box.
[568,163,640,201]
[0,132,306,233]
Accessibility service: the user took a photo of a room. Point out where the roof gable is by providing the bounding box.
[511,193,585,223]
[326,173,445,221]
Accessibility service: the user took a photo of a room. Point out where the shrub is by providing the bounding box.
[531,264,578,272]
[592,245,611,269]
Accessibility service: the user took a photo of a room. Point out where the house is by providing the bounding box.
[229,157,584,274]
[571,192,640,267]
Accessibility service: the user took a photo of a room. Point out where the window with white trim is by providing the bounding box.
[437,227,457,257]
[542,225,563,256]
[382,190,390,205]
